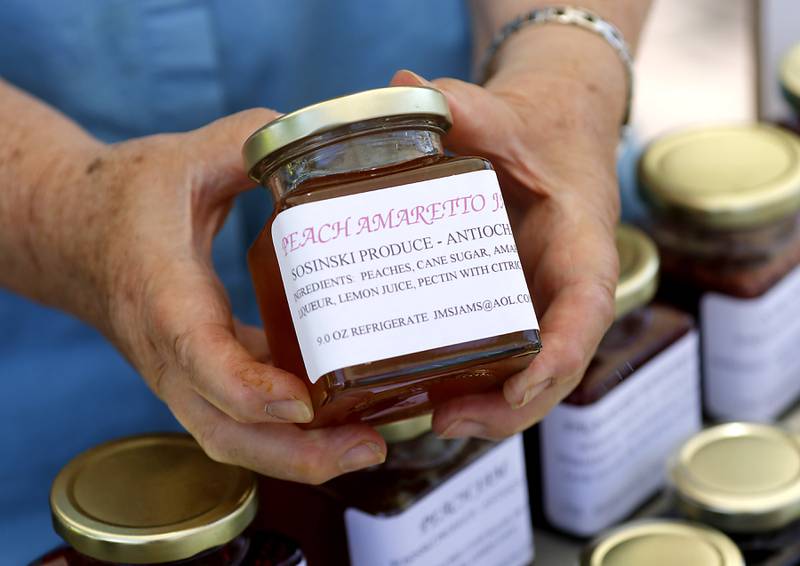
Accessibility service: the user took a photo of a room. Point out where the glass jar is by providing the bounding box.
[530,225,701,537]
[29,434,305,566]
[781,43,800,131]
[580,519,744,566]
[639,124,800,422]
[668,422,800,565]
[256,415,534,566]
[243,87,541,428]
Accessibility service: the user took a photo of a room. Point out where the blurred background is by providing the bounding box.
[634,0,798,137]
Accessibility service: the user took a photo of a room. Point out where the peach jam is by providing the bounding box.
[243,87,541,427]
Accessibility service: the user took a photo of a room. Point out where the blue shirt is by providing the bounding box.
[0,1,471,562]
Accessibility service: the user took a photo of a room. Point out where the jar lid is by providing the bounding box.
[51,434,257,564]
[781,43,800,104]
[242,86,452,181]
[615,225,659,319]
[580,519,743,566]
[376,414,433,444]
[639,124,800,229]
[669,422,800,532]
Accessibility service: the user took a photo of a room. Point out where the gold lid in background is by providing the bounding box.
[51,434,257,564]
[639,125,800,229]
[243,86,452,180]
[376,414,433,444]
[781,43,800,99]
[580,519,743,566]
[615,225,659,319]
[669,422,800,533]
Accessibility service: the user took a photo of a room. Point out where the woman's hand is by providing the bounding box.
[391,63,621,440]
[12,105,386,483]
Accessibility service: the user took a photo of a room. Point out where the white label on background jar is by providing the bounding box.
[344,434,533,566]
[541,331,701,536]
[702,264,800,421]
[271,170,539,382]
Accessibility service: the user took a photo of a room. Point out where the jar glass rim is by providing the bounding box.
[243,87,452,180]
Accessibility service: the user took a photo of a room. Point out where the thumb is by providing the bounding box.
[190,107,283,199]
[390,70,515,158]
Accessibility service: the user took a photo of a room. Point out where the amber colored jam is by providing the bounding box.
[248,124,541,428]
[255,435,490,566]
[566,304,694,405]
[647,215,800,309]
[29,529,305,566]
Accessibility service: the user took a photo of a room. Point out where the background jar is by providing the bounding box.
[668,422,800,565]
[256,415,534,566]
[580,519,744,566]
[30,434,305,566]
[530,225,701,537]
[638,124,800,422]
[243,86,541,428]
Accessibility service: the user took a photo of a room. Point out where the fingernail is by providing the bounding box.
[513,377,554,409]
[339,442,385,473]
[265,400,313,423]
[440,419,487,439]
[403,69,435,87]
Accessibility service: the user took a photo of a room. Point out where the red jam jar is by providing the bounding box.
[256,415,534,566]
[532,225,701,536]
[30,434,305,566]
[243,87,541,428]
[639,124,800,422]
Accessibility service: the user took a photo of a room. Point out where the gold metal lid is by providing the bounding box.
[670,422,800,532]
[243,86,452,180]
[51,434,258,564]
[615,225,659,319]
[639,124,800,229]
[781,43,800,100]
[376,414,433,444]
[581,519,743,566]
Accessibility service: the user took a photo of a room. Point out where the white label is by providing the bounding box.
[702,264,800,421]
[272,170,539,382]
[541,331,702,536]
[344,435,534,566]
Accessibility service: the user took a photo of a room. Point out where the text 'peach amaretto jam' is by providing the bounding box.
[243,87,541,427]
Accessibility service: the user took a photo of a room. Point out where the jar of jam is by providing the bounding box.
[30,434,305,566]
[639,124,800,422]
[580,519,744,566]
[668,422,800,565]
[781,43,800,130]
[256,415,534,566]
[243,86,541,428]
[531,225,701,536]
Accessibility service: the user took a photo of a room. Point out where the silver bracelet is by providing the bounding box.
[477,6,634,126]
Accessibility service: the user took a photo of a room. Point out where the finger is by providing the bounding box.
[233,319,271,364]
[189,107,283,198]
[149,264,313,425]
[390,70,512,158]
[504,276,615,408]
[432,389,556,441]
[390,70,557,201]
[432,275,614,439]
[161,374,387,484]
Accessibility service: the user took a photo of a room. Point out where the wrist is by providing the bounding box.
[486,25,628,136]
[20,139,110,326]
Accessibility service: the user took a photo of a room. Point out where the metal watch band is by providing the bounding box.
[477,6,634,126]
